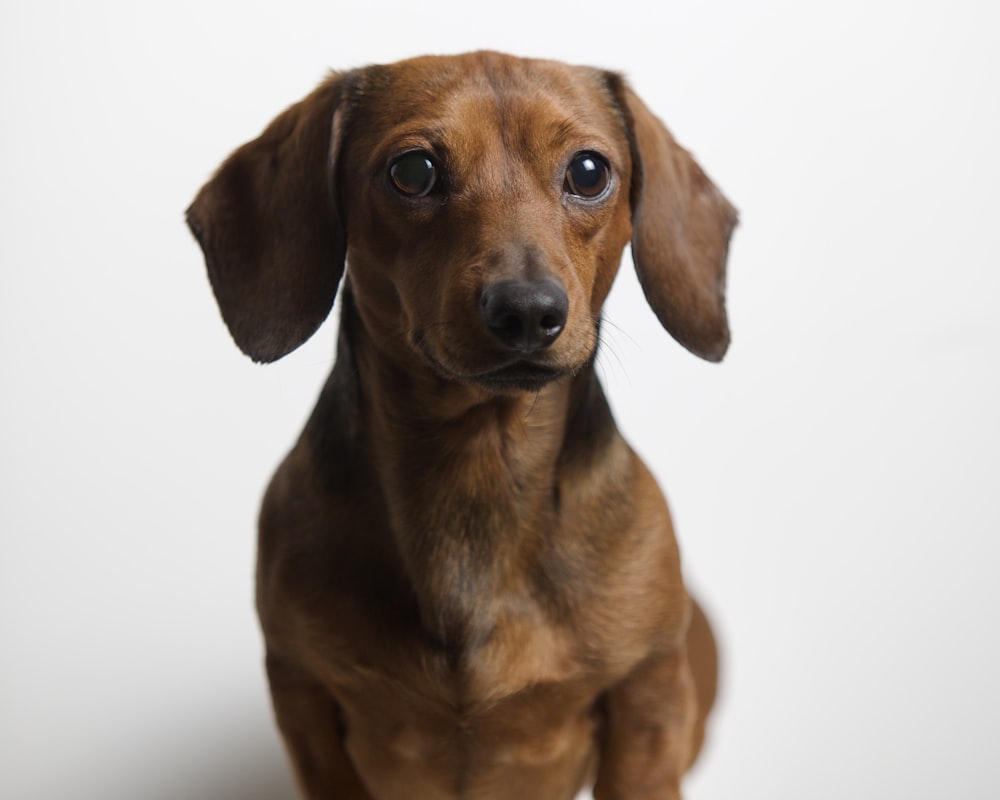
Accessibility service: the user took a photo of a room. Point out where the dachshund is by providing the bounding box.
[188,50,737,800]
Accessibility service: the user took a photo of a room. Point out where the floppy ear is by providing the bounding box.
[186,73,352,363]
[615,81,738,362]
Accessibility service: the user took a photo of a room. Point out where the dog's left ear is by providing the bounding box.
[611,78,738,362]
[187,73,354,363]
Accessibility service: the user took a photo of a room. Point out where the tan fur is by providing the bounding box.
[189,51,736,800]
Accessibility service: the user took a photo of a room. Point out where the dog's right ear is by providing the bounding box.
[187,73,354,363]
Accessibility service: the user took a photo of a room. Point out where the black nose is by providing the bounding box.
[480,278,569,353]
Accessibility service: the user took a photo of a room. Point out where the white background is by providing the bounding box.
[2,1,998,798]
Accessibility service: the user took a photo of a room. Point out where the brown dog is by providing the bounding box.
[188,51,736,800]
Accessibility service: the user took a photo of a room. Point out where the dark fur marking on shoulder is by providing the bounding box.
[305,287,363,492]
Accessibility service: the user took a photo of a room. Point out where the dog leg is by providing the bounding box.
[685,598,719,768]
[592,646,697,800]
[265,653,373,800]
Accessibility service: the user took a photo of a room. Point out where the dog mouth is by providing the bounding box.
[413,333,571,393]
[469,361,569,393]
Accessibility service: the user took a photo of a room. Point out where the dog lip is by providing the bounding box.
[468,361,569,392]
[412,332,570,391]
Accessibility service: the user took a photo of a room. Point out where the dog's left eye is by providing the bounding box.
[564,152,611,199]
[389,151,438,197]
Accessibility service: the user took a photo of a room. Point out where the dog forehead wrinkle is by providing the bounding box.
[437,97,581,206]
[360,63,626,206]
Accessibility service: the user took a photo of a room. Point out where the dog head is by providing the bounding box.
[188,52,737,390]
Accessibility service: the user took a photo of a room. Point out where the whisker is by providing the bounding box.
[595,314,635,392]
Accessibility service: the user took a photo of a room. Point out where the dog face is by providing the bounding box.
[188,52,737,377]
[338,54,635,392]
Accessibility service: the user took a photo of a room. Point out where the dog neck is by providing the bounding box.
[317,288,606,657]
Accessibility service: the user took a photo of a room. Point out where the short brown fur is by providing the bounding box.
[188,51,736,800]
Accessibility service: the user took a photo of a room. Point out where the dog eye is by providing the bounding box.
[389,151,438,197]
[564,152,611,199]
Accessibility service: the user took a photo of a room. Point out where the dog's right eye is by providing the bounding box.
[389,151,438,197]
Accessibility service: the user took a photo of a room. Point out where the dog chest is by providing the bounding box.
[333,652,603,800]
[270,571,608,797]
